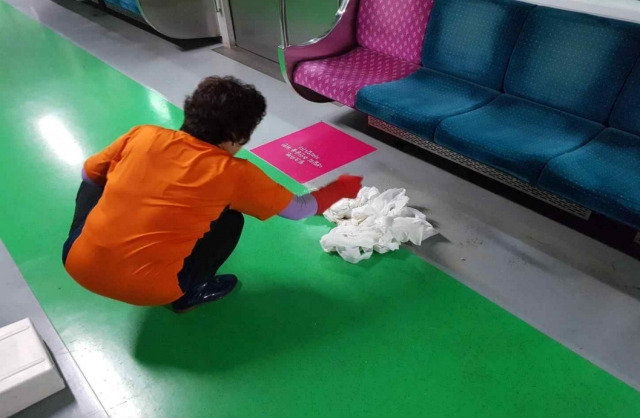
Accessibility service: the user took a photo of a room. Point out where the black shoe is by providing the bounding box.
[171,275,238,313]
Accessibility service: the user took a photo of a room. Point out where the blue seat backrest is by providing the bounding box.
[505,7,640,123]
[610,59,640,136]
[421,0,534,90]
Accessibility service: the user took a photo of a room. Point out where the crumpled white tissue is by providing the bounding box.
[320,187,437,263]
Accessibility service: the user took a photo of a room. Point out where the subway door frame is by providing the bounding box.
[215,0,236,47]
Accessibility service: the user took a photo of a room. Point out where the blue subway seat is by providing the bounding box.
[435,95,604,183]
[356,69,498,140]
[540,129,640,229]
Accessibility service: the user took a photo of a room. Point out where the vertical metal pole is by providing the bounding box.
[279,0,290,47]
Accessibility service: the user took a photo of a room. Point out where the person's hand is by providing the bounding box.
[311,174,363,215]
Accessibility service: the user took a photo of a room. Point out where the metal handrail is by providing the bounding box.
[280,0,349,48]
[280,0,290,47]
[278,0,357,102]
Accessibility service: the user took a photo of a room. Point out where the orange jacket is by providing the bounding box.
[65,126,293,305]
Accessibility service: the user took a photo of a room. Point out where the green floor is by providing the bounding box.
[1,2,639,417]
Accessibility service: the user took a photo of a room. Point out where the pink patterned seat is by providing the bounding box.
[357,0,433,64]
[292,0,434,107]
[294,47,420,107]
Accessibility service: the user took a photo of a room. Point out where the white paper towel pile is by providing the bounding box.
[320,187,437,263]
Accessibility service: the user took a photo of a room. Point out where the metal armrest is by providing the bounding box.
[279,0,359,100]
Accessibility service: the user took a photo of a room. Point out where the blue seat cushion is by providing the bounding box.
[421,0,533,90]
[434,95,604,183]
[356,68,497,140]
[610,59,640,137]
[505,7,640,123]
[539,129,640,229]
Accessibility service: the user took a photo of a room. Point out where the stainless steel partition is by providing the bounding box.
[137,0,220,39]
[230,0,339,61]
[100,0,221,39]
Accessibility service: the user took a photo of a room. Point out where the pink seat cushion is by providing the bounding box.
[357,0,434,64]
[293,47,419,107]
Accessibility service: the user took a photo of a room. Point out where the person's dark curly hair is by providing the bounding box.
[180,76,266,146]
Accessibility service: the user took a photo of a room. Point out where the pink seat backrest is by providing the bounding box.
[357,0,434,65]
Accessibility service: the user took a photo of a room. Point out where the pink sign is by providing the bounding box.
[252,122,376,183]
